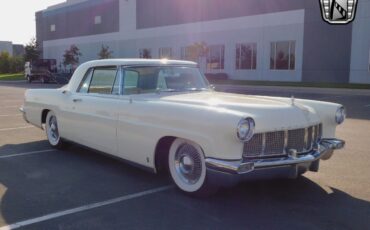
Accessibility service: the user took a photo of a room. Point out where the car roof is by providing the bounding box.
[67,59,199,92]
[82,59,197,68]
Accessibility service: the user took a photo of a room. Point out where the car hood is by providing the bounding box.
[157,91,321,132]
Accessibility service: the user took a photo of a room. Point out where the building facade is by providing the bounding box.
[0,41,13,56]
[0,41,25,57]
[36,0,370,84]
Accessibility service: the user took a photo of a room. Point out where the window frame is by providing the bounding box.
[94,15,102,25]
[120,65,209,96]
[159,47,173,59]
[50,24,56,32]
[206,44,225,71]
[77,66,123,95]
[235,43,257,70]
[270,41,296,70]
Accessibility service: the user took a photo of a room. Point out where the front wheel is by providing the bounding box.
[45,111,65,149]
[168,138,218,196]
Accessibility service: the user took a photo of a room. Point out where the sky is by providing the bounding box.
[0,0,65,45]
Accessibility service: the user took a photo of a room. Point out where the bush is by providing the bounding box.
[204,72,229,81]
[0,52,25,74]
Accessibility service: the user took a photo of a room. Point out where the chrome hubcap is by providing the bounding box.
[48,116,59,144]
[174,144,202,185]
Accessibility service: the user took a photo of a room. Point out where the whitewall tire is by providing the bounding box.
[168,138,217,196]
[45,111,64,149]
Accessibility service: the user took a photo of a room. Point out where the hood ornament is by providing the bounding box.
[291,95,295,106]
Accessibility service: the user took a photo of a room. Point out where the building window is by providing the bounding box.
[159,47,172,58]
[139,48,152,59]
[207,45,225,70]
[95,16,102,25]
[181,46,196,62]
[50,24,56,32]
[236,43,257,70]
[270,41,295,70]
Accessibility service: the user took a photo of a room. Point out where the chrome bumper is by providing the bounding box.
[205,138,345,175]
[19,107,29,123]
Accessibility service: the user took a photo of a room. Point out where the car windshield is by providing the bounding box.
[122,66,210,95]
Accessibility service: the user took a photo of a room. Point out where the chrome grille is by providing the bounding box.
[242,134,263,157]
[264,131,285,155]
[243,124,322,158]
[306,126,313,150]
[287,128,305,152]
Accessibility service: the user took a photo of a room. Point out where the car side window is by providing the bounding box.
[88,67,118,94]
[78,68,93,93]
[123,70,139,95]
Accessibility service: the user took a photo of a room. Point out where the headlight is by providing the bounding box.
[237,118,255,142]
[335,106,346,124]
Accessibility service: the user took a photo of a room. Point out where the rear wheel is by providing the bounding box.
[45,111,65,149]
[168,138,218,196]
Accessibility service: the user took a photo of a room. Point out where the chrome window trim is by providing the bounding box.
[76,65,120,95]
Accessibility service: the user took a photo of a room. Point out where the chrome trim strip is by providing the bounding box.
[207,138,345,175]
[261,133,266,155]
[205,158,254,175]
[304,128,308,151]
[311,126,315,149]
[283,130,288,154]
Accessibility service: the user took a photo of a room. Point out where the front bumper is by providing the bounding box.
[205,138,345,187]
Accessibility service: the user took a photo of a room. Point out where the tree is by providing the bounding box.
[0,52,10,74]
[140,48,152,59]
[63,45,82,70]
[185,42,209,62]
[98,45,113,59]
[9,56,25,73]
[24,38,41,62]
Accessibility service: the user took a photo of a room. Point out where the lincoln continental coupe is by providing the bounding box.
[20,59,345,196]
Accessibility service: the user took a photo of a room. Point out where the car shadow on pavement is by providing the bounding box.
[0,141,170,227]
[0,141,369,229]
[161,178,370,230]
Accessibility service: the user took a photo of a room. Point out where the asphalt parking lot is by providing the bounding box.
[0,81,370,230]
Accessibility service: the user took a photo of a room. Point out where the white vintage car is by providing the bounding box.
[20,59,345,196]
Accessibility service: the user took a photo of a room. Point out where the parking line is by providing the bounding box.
[0,185,173,230]
[0,126,33,132]
[0,114,22,117]
[1,106,19,108]
[0,149,55,159]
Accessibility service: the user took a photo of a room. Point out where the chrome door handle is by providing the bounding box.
[72,98,82,103]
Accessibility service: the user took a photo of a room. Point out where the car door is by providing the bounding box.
[63,66,121,155]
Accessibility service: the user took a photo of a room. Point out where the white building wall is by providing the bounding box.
[350,0,370,84]
[43,0,305,81]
